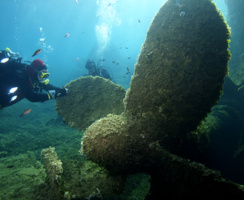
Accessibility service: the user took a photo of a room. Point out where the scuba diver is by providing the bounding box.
[0,48,68,109]
[85,59,112,81]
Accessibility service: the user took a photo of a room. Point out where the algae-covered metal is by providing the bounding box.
[41,147,63,200]
[56,76,125,131]
[125,0,230,142]
[82,0,243,199]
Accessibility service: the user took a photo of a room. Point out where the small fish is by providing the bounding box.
[76,0,78,6]
[19,109,32,117]
[112,61,116,63]
[32,49,42,57]
[128,57,131,59]
[64,33,70,38]
[74,58,79,62]
[0,57,9,63]
[138,19,141,23]
[126,67,131,74]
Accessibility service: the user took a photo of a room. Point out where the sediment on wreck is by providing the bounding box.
[81,0,244,198]
[41,147,64,200]
[82,0,230,173]
[56,0,244,199]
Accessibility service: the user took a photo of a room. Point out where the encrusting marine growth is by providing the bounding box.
[56,76,125,131]
[54,0,244,199]
[82,0,231,174]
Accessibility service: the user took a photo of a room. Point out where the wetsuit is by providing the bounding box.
[0,61,60,108]
[85,59,112,81]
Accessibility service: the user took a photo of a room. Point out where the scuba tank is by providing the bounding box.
[0,48,23,75]
[0,47,22,63]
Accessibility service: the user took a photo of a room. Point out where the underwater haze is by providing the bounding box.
[3,0,244,200]
[0,0,227,88]
[0,0,171,88]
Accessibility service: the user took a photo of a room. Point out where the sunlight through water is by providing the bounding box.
[96,0,120,54]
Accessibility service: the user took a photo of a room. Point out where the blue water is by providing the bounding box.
[0,0,174,89]
[0,0,237,198]
[0,0,228,88]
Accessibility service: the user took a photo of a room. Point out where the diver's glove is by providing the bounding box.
[47,90,56,99]
[47,88,68,99]
[55,87,68,98]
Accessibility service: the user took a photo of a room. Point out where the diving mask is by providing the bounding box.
[39,71,50,79]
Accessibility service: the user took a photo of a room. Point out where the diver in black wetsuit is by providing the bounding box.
[0,52,67,109]
[85,59,112,81]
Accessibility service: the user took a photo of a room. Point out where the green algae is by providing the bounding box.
[82,0,231,170]
[81,0,244,198]
[56,76,126,131]
[0,99,83,199]
[0,152,47,200]
[41,147,63,199]
[125,0,230,143]
[0,99,82,158]
[108,173,151,200]
[41,146,152,200]
[0,0,242,199]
